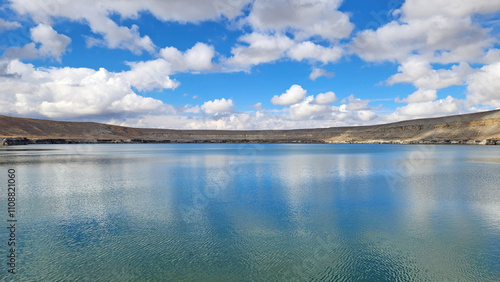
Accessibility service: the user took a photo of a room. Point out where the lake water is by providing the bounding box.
[1,144,499,281]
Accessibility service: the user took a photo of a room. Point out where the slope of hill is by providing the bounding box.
[1,110,500,145]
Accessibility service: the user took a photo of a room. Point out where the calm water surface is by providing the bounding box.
[1,144,499,281]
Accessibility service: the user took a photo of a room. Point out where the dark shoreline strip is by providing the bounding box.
[1,137,499,146]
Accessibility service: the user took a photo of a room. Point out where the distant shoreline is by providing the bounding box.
[2,137,499,146]
[1,109,500,146]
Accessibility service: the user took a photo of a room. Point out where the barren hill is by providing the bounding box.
[1,110,500,145]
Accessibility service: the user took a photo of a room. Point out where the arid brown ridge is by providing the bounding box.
[1,110,500,145]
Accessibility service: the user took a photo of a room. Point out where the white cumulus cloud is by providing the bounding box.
[85,23,155,54]
[226,32,345,70]
[201,98,234,114]
[287,41,343,64]
[0,59,173,119]
[123,42,216,91]
[271,84,307,106]
[340,95,370,111]
[401,0,500,20]
[30,24,71,60]
[124,59,179,91]
[387,56,473,89]
[288,96,332,119]
[314,92,337,105]
[396,96,463,117]
[466,62,500,107]
[246,0,353,41]
[226,33,295,68]
[8,0,252,54]
[160,42,215,72]
[4,24,71,61]
[351,2,496,64]
[397,89,438,103]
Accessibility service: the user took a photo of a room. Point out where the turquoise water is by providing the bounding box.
[1,144,499,281]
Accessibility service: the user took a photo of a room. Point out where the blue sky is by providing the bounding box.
[0,0,499,129]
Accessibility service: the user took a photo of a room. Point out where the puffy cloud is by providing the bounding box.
[108,115,194,129]
[0,60,386,129]
[271,84,307,106]
[3,0,499,130]
[354,110,377,122]
[217,0,351,72]
[362,3,493,111]
[351,0,500,121]
[182,107,379,130]
[387,56,474,89]
[226,33,294,68]
[481,49,500,64]
[103,99,382,129]
[4,24,71,61]
[123,42,215,91]
[30,24,71,60]
[314,91,337,105]
[0,52,381,131]
[336,99,377,121]
[85,23,155,54]
[246,0,353,41]
[287,41,343,63]
[6,2,125,54]
[270,86,371,122]
[9,0,252,54]
[288,96,332,119]
[466,62,500,107]
[12,0,155,53]
[226,32,345,69]
[89,0,251,22]
[0,59,173,119]
[180,105,201,114]
[0,57,482,130]
[396,89,437,103]
[351,21,417,62]
[124,59,178,91]
[352,16,492,64]
[396,96,463,117]
[201,98,234,114]
[160,42,215,72]
[400,0,500,19]
[0,18,21,32]
[350,0,500,73]
[270,87,372,123]
[340,95,370,111]
[309,68,334,80]
[187,113,254,130]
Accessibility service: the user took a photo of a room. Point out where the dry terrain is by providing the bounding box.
[1,110,500,145]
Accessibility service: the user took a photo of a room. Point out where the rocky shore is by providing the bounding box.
[0,137,328,146]
[2,137,499,146]
[1,109,499,146]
